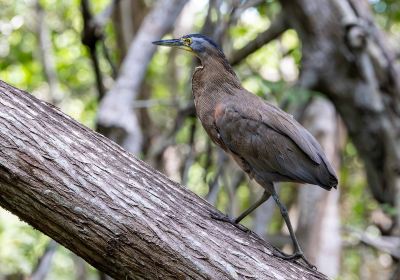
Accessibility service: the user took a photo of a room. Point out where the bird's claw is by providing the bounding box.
[210,213,250,233]
[273,249,317,270]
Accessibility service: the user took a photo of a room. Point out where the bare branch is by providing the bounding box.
[80,0,121,99]
[297,99,342,278]
[229,13,289,66]
[81,0,105,99]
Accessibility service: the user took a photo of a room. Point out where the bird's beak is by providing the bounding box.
[152,39,192,52]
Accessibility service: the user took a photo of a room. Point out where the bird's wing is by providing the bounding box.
[214,101,322,165]
[214,101,338,186]
[260,102,322,165]
[260,102,337,180]
[214,102,306,183]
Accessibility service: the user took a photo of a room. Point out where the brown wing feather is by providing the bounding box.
[214,100,337,188]
[260,102,321,165]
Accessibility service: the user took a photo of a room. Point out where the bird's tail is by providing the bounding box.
[328,173,338,189]
[318,161,338,190]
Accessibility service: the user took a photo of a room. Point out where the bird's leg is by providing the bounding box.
[270,187,316,269]
[234,190,271,223]
[211,191,271,232]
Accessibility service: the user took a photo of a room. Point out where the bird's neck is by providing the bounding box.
[200,52,238,81]
[192,54,242,100]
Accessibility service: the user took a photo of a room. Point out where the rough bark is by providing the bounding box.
[0,81,327,280]
[279,0,400,226]
[97,0,188,154]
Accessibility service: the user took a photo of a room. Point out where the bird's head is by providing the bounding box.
[152,34,223,61]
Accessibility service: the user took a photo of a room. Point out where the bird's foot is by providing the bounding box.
[210,212,249,233]
[273,249,317,270]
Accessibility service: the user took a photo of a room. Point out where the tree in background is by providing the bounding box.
[0,0,399,279]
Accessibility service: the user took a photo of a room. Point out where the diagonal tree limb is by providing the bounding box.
[0,80,328,279]
[229,13,289,66]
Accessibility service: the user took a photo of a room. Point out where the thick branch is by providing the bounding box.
[0,80,327,279]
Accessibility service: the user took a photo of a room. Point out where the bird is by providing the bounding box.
[153,34,338,267]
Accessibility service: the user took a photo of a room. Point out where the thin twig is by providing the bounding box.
[101,40,117,79]
[81,0,105,100]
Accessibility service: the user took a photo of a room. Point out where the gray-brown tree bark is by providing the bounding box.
[0,80,328,279]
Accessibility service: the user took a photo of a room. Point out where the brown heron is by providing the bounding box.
[153,34,338,268]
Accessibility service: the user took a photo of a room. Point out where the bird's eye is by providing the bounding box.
[183,38,192,45]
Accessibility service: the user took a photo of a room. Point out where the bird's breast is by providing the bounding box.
[192,90,226,149]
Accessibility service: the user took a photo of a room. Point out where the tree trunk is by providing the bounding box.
[279,0,400,228]
[0,80,327,279]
